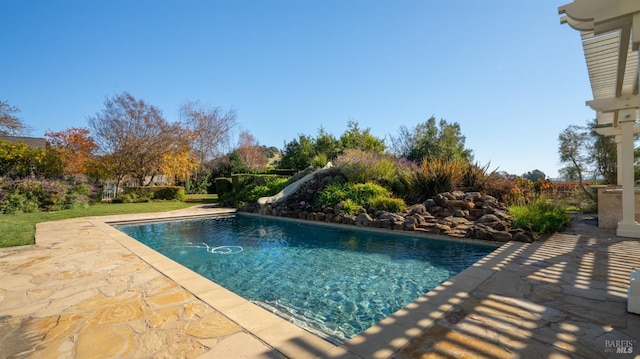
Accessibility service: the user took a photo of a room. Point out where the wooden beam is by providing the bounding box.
[633,12,640,50]
[617,26,631,96]
[587,94,639,112]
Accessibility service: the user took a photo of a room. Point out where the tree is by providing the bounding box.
[390,116,472,163]
[278,134,316,171]
[558,118,624,186]
[0,140,63,178]
[45,127,98,177]
[558,124,595,200]
[0,100,31,136]
[314,126,339,160]
[180,101,237,163]
[88,92,184,193]
[159,128,198,183]
[180,101,237,192]
[522,169,546,182]
[588,119,617,184]
[339,120,386,154]
[235,130,268,172]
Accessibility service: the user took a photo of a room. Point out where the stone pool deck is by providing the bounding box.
[0,206,639,358]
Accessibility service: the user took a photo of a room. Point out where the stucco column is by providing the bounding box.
[616,134,623,185]
[616,51,640,237]
[617,116,639,237]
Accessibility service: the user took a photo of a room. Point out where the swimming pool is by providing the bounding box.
[118,214,498,342]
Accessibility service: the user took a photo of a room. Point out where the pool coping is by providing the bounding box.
[95,207,523,358]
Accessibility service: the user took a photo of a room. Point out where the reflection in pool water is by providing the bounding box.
[118,214,498,342]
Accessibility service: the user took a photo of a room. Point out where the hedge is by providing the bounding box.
[231,174,284,192]
[215,178,232,196]
[121,186,185,201]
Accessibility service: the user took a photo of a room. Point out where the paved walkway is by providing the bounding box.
[0,207,639,358]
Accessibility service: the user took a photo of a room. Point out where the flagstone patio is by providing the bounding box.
[0,206,639,358]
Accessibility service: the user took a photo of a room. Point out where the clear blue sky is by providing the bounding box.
[1,0,594,178]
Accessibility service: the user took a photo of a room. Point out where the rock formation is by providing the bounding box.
[241,168,533,243]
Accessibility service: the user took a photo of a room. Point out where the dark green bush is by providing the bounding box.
[154,186,186,201]
[65,183,90,209]
[215,178,233,195]
[120,186,186,202]
[510,199,571,236]
[231,174,283,192]
[122,187,154,202]
[120,193,145,203]
[222,176,289,206]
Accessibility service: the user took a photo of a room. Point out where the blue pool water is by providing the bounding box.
[118,214,497,342]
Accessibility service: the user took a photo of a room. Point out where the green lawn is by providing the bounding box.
[0,194,219,248]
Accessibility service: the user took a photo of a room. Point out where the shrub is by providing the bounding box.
[311,153,328,168]
[315,181,391,210]
[245,177,289,202]
[482,174,515,203]
[65,182,91,209]
[222,176,289,206]
[334,149,410,194]
[0,178,90,213]
[154,186,186,201]
[339,199,362,215]
[0,192,27,214]
[120,186,186,202]
[231,174,284,192]
[350,182,388,205]
[183,168,212,194]
[119,193,143,203]
[315,182,351,208]
[215,178,233,195]
[503,177,535,206]
[510,198,571,237]
[122,187,155,202]
[13,178,69,211]
[369,196,407,213]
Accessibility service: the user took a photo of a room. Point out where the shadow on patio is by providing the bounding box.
[327,215,640,358]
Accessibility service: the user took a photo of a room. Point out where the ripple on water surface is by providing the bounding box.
[118,214,497,342]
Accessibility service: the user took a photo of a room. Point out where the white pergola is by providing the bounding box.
[559,0,640,239]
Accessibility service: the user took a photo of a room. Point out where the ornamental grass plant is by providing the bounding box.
[509,198,571,237]
[334,149,411,195]
[407,159,464,202]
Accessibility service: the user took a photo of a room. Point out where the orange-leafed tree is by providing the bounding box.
[45,127,98,176]
[158,128,199,184]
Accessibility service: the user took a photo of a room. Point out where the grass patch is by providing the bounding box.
[0,195,219,248]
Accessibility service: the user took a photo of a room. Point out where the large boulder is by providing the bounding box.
[355,212,373,226]
[408,204,428,215]
[476,214,507,231]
